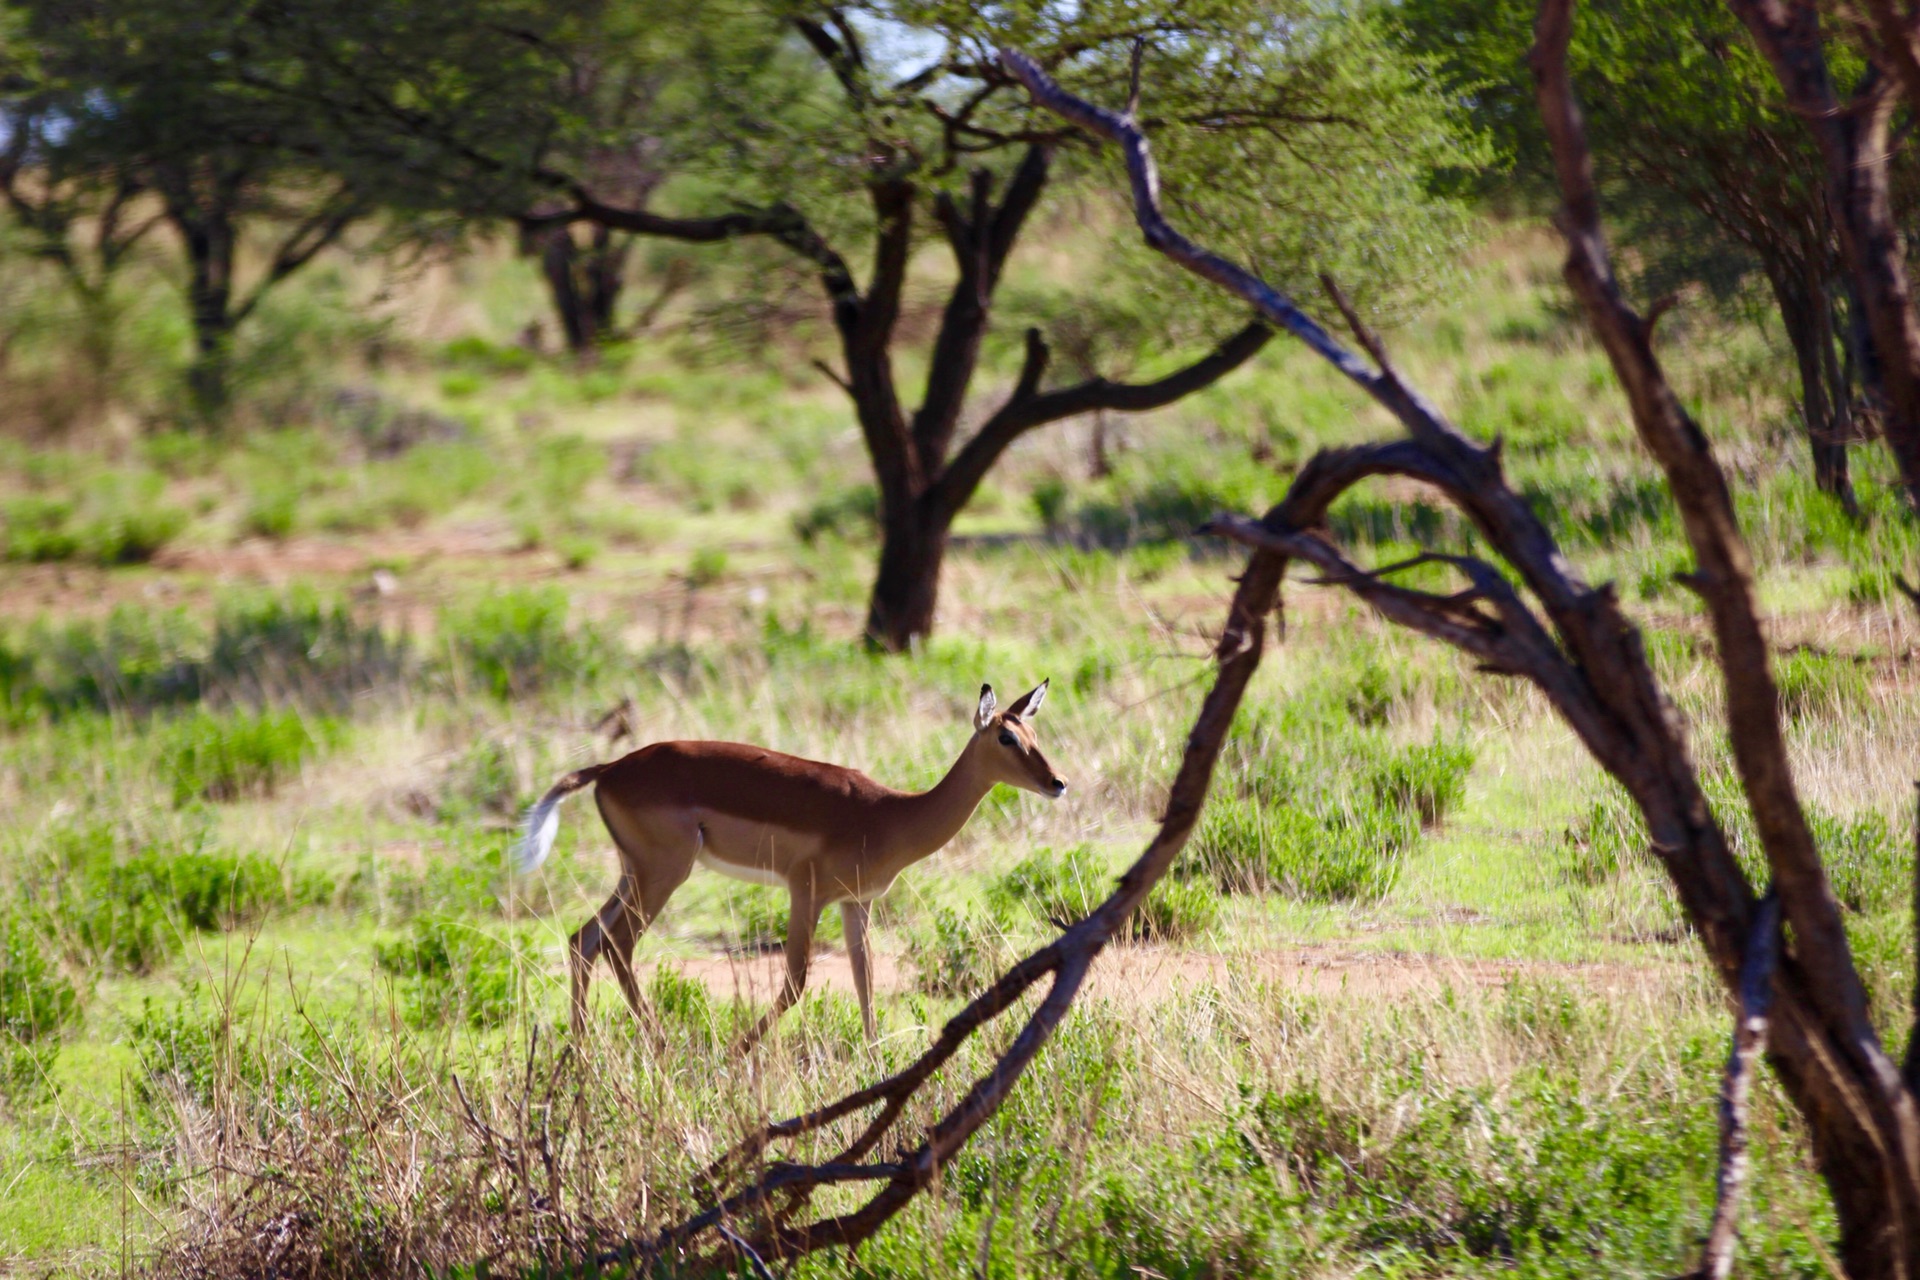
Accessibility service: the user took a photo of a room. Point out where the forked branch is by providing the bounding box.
[624,533,1288,1269]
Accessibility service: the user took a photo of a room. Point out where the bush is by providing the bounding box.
[1,473,187,565]
[161,708,332,804]
[1562,786,1644,885]
[906,907,1000,998]
[1367,741,1473,825]
[0,908,84,1094]
[1182,701,1474,903]
[203,590,410,708]
[1188,796,1414,901]
[1809,806,1905,915]
[1773,648,1870,720]
[1134,877,1220,943]
[793,483,879,544]
[443,586,607,699]
[0,593,405,723]
[0,909,83,1044]
[374,915,524,1030]
[988,846,1110,927]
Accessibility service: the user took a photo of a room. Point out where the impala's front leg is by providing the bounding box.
[737,874,821,1053]
[841,900,875,1040]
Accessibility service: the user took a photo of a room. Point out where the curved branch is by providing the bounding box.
[932,319,1271,524]
[625,528,1290,1271]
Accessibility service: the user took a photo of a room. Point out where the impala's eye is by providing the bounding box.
[998,731,1018,747]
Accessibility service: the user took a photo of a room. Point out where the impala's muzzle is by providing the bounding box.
[1047,776,1067,798]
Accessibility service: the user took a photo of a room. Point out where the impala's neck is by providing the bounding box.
[885,734,997,865]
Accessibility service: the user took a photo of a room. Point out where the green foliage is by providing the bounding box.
[374,916,524,1030]
[905,907,1001,999]
[0,908,82,1096]
[1562,785,1646,885]
[160,708,333,804]
[1773,648,1871,720]
[0,592,407,724]
[1181,693,1474,902]
[66,848,282,972]
[0,910,82,1045]
[1134,876,1221,943]
[1809,807,1906,916]
[1,473,187,565]
[987,845,1110,927]
[793,484,879,544]
[441,586,607,700]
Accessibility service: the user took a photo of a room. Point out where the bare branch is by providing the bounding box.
[1697,892,1781,1280]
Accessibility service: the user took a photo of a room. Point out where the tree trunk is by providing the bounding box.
[180,218,237,421]
[539,225,629,355]
[864,496,948,653]
[1771,269,1858,511]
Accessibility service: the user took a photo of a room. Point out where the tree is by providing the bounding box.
[0,0,375,419]
[264,0,1481,651]
[1724,0,1920,518]
[1395,0,1910,510]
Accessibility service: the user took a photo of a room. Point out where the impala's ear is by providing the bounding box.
[973,684,997,731]
[1005,679,1048,721]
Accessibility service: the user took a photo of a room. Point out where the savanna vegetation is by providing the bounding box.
[3,0,1920,1276]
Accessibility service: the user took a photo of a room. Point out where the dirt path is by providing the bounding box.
[638,941,1673,1005]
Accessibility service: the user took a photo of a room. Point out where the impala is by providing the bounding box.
[515,681,1066,1045]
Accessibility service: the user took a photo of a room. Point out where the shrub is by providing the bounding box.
[1030,475,1070,531]
[0,593,404,723]
[0,908,83,1095]
[161,708,332,804]
[1810,806,1904,915]
[1367,741,1473,826]
[443,586,607,699]
[0,909,83,1044]
[1773,648,1871,720]
[793,483,879,544]
[988,845,1110,927]
[1562,787,1644,885]
[43,827,287,973]
[374,915,524,1030]
[906,907,1000,998]
[1188,796,1413,902]
[204,590,409,708]
[1,474,187,565]
[1134,877,1220,943]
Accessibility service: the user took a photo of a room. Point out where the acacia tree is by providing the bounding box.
[1711,0,1920,514]
[1395,0,1916,510]
[260,0,1478,650]
[0,0,373,418]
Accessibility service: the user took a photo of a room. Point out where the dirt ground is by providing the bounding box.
[636,941,1677,1005]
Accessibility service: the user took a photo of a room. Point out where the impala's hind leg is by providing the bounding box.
[570,797,696,1036]
[570,874,638,1036]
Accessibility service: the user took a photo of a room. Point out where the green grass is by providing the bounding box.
[0,221,1914,1276]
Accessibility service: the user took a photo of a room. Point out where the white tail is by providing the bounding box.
[514,795,563,873]
[511,764,609,874]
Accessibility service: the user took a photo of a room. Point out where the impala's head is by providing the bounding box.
[971,681,1067,799]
